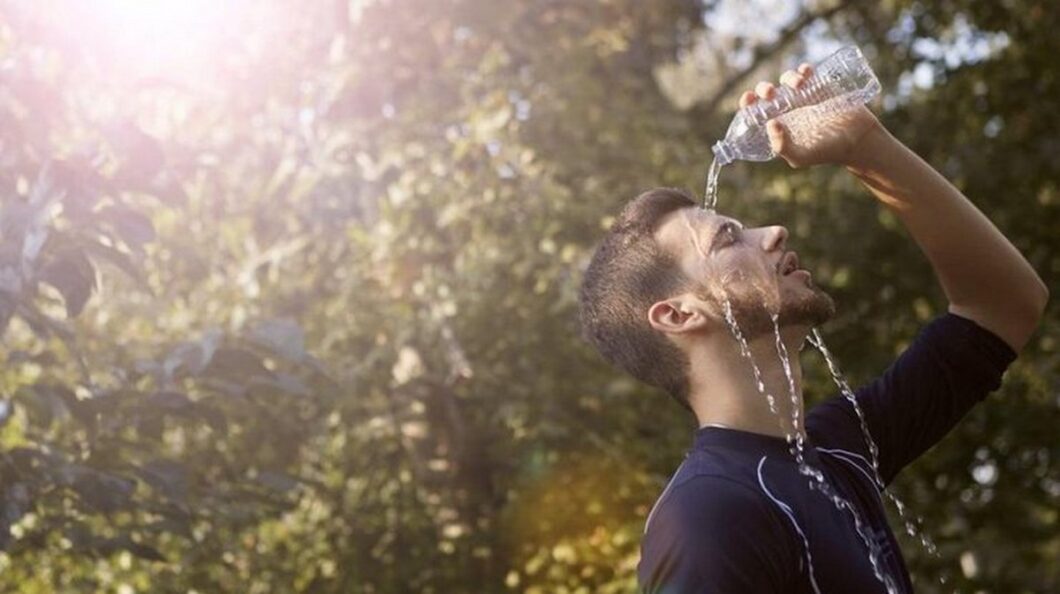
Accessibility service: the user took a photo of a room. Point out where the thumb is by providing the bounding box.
[767,119,788,156]
[767,120,805,168]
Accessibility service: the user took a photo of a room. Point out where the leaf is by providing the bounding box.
[248,373,309,396]
[95,534,167,562]
[194,399,228,433]
[1,483,31,549]
[6,349,58,365]
[143,516,194,540]
[145,170,189,205]
[135,414,164,441]
[17,299,75,340]
[135,459,189,504]
[256,470,300,493]
[163,343,203,380]
[0,294,13,337]
[163,329,220,379]
[249,318,306,361]
[80,239,150,292]
[107,121,165,182]
[37,382,96,432]
[204,347,272,380]
[14,385,66,429]
[39,249,96,317]
[125,541,167,562]
[198,328,223,369]
[147,390,194,412]
[96,205,156,250]
[71,468,136,513]
[53,158,106,221]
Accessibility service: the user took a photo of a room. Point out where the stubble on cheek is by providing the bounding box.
[698,265,836,338]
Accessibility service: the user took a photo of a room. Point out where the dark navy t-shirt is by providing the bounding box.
[637,313,1017,593]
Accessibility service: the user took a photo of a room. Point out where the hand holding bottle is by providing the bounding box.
[712,47,885,169]
[741,63,883,169]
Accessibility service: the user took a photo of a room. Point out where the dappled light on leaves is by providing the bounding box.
[0,0,1056,592]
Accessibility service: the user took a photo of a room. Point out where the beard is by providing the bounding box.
[701,279,836,340]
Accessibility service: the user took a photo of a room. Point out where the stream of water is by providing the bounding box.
[718,297,898,594]
[702,158,723,210]
[696,151,942,588]
[808,329,938,556]
[688,143,960,588]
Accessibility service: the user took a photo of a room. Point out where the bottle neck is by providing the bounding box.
[712,141,736,166]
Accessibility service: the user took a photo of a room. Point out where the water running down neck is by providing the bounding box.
[808,329,939,557]
[700,128,923,591]
[717,300,898,594]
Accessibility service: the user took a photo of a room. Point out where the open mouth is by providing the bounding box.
[777,251,800,276]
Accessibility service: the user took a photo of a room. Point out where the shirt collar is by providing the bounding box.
[693,425,820,464]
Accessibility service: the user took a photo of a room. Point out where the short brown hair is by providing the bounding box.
[579,187,696,408]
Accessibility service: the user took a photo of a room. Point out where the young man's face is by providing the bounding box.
[654,206,835,337]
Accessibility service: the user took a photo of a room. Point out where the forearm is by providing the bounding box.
[844,125,1049,351]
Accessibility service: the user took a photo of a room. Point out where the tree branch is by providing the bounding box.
[700,0,857,117]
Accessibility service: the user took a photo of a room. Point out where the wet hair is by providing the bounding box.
[579,187,696,409]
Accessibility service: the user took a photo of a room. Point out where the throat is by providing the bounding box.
[690,322,808,440]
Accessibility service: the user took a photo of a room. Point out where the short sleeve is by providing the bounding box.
[638,475,798,594]
[808,313,1017,484]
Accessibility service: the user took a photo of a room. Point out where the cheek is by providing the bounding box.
[711,253,782,308]
[718,251,771,282]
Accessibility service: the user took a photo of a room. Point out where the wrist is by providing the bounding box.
[842,120,894,172]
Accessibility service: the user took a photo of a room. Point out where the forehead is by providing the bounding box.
[654,207,743,252]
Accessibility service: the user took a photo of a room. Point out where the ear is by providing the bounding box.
[648,294,711,335]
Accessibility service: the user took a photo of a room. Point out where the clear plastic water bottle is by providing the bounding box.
[711,46,881,166]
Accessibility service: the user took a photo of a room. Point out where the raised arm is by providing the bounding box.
[750,64,1049,352]
[840,125,1048,351]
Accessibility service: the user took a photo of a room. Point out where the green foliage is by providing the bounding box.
[0,0,1056,592]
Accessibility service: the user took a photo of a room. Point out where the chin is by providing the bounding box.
[779,285,836,328]
[701,278,836,340]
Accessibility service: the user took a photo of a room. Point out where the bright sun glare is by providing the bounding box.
[76,0,248,78]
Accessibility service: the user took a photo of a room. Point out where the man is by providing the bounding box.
[578,63,1049,593]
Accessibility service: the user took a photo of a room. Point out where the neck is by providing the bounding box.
[687,324,809,439]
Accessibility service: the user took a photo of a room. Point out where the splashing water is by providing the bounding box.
[702,158,723,210]
[808,329,938,557]
[772,314,804,445]
[719,298,898,594]
[722,300,777,415]
[689,161,911,589]
[771,316,899,593]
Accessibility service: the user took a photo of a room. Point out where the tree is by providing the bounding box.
[0,0,1055,592]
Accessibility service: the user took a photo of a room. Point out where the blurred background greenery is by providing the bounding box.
[0,0,1056,592]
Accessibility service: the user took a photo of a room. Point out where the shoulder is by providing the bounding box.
[644,463,787,541]
[639,462,801,592]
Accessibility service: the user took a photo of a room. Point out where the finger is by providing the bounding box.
[738,90,757,109]
[754,81,775,101]
[797,63,812,76]
[767,119,787,156]
[779,69,804,89]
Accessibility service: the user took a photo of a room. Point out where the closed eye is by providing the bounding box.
[712,222,741,250]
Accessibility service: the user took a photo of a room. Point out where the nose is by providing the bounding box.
[762,225,788,252]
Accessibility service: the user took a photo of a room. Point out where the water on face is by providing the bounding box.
[719,297,898,594]
[808,329,938,556]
